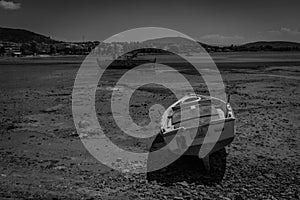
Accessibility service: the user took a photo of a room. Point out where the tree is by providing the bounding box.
[50,45,57,55]
[0,46,5,55]
[30,42,38,55]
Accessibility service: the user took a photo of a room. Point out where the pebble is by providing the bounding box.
[54,166,67,171]
[69,131,79,137]
[219,196,231,200]
[264,173,276,179]
[78,120,90,128]
[177,181,189,187]
[42,104,63,113]
[199,191,207,196]
[174,197,184,200]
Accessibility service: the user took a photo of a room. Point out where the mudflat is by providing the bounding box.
[0,52,299,199]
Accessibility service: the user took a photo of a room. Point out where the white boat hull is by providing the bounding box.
[163,118,235,157]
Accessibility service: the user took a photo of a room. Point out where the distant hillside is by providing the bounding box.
[241,41,300,49]
[0,27,60,44]
[143,37,300,50]
[143,37,196,45]
[143,36,214,47]
[1,26,300,54]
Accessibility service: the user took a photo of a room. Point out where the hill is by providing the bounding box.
[142,36,219,53]
[1,27,299,53]
[241,41,300,50]
[0,27,60,44]
[143,36,215,47]
[142,37,300,51]
[143,37,197,45]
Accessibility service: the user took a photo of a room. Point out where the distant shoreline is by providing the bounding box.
[0,51,300,70]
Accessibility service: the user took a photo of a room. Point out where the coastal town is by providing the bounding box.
[1,27,300,58]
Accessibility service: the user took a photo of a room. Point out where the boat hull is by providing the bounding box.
[163,118,235,157]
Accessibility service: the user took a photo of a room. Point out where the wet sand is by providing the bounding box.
[0,52,299,199]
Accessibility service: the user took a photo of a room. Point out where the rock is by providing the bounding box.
[177,181,189,187]
[174,197,184,200]
[264,173,276,179]
[216,184,222,189]
[199,191,207,196]
[41,104,63,113]
[257,175,265,180]
[234,194,244,200]
[54,166,67,171]
[122,169,130,173]
[69,131,79,137]
[79,133,88,138]
[78,120,90,129]
[219,196,231,200]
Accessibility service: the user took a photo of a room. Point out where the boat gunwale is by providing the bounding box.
[162,117,235,137]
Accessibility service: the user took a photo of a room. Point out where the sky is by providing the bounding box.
[0,0,300,45]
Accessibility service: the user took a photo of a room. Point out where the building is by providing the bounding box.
[0,42,22,56]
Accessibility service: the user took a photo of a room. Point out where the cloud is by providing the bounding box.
[281,27,292,33]
[269,27,300,35]
[0,0,21,10]
[199,34,244,45]
[267,27,300,41]
[280,27,300,35]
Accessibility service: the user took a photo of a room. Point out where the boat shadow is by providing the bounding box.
[146,135,227,186]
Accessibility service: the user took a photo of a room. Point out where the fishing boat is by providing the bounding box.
[159,94,235,170]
